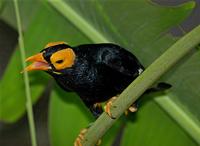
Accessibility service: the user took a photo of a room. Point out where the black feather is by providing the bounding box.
[44,43,170,118]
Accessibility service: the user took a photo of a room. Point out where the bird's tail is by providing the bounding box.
[144,82,172,94]
[127,82,171,116]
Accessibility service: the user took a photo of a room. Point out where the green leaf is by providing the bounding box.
[1,0,199,146]
[49,86,122,146]
[165,51,200,121]
[0,0,3,11]
[121,101,197,146]
[49,87,92,146]
[0,0,40,30]
[77,0,195,65]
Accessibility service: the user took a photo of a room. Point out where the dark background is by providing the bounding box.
[0,0,200,146]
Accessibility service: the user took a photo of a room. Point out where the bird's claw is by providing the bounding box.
[128,103,138,112]
[74,128,88,146]
[74,127,102,146]
[104,95,138,118]
[104,96,117,119]
[124,103,138,116]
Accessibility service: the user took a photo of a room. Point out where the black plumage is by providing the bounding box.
[43,43,144,117]
[25,43,171,118]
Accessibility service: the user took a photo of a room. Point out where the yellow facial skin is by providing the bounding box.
[50,48,76,70]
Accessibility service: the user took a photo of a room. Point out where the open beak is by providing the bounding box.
[21,53,51,73]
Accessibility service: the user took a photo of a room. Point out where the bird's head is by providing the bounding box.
[22,42,76,75]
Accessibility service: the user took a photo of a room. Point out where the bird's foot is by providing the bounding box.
[128,103,138,112]
[74,125,101,146]
[124,103,138,116]
[74,128,87,146]
[104,96,117,119]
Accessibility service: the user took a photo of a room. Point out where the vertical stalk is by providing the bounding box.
[13,1,37,146]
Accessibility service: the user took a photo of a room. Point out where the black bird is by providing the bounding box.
[23,42,171,145]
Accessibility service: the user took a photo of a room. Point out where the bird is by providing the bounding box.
[23,41,171,146]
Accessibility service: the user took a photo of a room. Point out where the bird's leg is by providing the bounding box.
[82,99,103,119]
[92,103,103,119]
[74,123,101,146]
[87,103,103,119]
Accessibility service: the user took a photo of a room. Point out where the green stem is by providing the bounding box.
[13,1,37,146]
[81,25,200,145]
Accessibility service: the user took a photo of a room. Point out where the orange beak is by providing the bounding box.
[21,53,51,73]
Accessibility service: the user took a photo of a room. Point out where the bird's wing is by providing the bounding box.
[98,45,144,77]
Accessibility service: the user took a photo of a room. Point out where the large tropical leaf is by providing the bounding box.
[121,100,197,146]
[0,0,40,30]
[0,0,200,146]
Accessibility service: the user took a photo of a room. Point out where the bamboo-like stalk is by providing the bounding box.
[13,1,37,146]
[81,25,200,145]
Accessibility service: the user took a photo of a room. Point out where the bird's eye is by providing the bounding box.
[56,60,63,64]
[50,49,75,70]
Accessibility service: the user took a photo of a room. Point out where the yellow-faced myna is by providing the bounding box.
[23,42,171,146]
